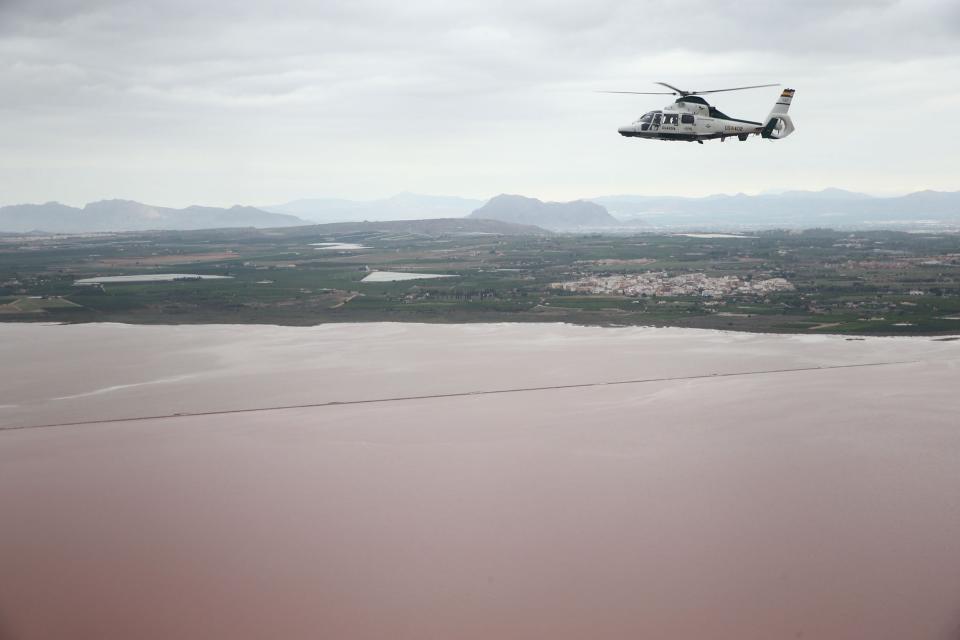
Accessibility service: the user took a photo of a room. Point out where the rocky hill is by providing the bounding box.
[468,194,620,230]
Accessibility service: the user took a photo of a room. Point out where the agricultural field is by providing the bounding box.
[1,222,959,335]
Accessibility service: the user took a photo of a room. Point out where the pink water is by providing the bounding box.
[2,323,959,639]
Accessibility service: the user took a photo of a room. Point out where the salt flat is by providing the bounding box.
[361,271,458,282]
[1,323,959,639]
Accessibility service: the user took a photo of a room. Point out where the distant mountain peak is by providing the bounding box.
[469,194,619,230]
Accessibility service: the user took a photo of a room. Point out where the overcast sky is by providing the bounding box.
[1,0,958,207]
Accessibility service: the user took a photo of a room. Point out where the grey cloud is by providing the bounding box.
[4,0,957,111]
[0,0,958,207]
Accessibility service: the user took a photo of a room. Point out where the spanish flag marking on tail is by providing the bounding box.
[773,88,795,111]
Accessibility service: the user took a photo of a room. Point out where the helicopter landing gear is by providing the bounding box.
[738,133,749,141]
[697,140,703,144]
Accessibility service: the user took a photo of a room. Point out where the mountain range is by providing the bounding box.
[0,200,305,233]
[2,189,959,234]
[267,189,960,230]
[593,189,960,228]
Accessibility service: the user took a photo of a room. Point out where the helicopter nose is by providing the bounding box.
[618,124,639,137]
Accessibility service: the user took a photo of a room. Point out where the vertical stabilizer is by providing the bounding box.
[762,89,795,139]
[770,88,795,116]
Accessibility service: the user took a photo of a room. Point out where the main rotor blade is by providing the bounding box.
[691,83,780,95]
[596,90,676,95]
[655,82,687,95]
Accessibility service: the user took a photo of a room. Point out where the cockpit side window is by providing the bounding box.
[639,112,654,123]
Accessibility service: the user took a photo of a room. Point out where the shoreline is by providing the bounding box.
[3,316,959,339]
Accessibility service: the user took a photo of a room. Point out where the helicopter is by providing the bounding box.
[603,82,795,143]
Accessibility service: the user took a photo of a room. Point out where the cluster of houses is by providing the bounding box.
[552,271,795,298]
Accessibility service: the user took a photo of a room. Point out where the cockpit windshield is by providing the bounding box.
[637,111,656,123]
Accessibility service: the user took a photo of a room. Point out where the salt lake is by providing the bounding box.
[1,322,959,639]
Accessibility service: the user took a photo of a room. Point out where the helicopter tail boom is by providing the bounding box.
[761,88,795,139]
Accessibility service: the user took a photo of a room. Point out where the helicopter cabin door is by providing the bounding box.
[680,113,696,134]
[650,112,662,131]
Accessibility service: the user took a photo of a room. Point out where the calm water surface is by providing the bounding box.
[1,323,959,639]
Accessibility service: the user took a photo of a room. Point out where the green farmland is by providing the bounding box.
[2,222,959,335]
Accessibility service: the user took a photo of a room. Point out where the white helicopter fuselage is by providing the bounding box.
[618,90,795,143]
